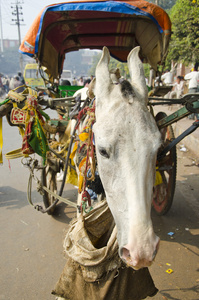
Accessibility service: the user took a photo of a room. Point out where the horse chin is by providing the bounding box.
[123,257,153,270]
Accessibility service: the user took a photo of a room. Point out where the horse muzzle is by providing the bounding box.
[121,238,160,270]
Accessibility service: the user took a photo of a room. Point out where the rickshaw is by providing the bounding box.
[0,0,199,218]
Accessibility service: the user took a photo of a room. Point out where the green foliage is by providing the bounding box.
[88,53,130,79]
[88,53,101,77]
[88,53,151,80]
[167,0,199,65]
[143,64,150,79]
[109,58,129,79]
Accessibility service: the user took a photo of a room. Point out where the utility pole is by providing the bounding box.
[11,0,24,73]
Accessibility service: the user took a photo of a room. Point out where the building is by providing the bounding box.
[3,39,19,49]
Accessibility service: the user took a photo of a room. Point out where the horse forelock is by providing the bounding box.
[119,79,135,99]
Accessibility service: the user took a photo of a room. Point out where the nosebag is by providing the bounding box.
[52,200,158,300]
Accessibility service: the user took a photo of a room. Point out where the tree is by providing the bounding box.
[88,52,151,80]
[166,0,199,66]
[88,53,130,79]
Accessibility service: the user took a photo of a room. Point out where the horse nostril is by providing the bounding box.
[122,247,137,266]
[122,247,130,260]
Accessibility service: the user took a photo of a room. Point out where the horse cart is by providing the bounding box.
[0,0,199,299]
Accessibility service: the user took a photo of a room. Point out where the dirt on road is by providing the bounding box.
[150,147,199,300]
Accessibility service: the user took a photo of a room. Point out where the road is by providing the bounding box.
[0,115,199,300]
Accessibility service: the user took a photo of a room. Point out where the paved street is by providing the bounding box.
[0,114,199,300]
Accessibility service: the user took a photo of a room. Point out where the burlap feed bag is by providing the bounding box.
[52,200,158,299]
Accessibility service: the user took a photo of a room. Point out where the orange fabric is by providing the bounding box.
[19,9,44,55]
[127,0,171,32]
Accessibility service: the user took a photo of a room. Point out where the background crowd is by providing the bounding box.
[0,72,25,96]
[159,65,199,119]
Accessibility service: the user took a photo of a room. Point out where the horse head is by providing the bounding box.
[93,46,162,270]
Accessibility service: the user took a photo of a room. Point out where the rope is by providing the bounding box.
[27,172,34,206]
[25,158,77,211]
[41,185,77,208]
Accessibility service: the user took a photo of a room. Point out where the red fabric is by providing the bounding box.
[22,120,34,155]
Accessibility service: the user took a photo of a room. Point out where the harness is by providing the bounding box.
[23,97,102,214]
[0,86,104,214]
[71,102,97,213]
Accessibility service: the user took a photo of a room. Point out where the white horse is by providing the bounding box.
[92,46,162,270]
[56,46,162,299]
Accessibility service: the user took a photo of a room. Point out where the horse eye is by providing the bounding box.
[99,148,110,159]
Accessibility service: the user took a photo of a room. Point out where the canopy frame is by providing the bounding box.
[19,0,171,80]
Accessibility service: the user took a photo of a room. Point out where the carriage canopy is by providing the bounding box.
[19,0,171,79]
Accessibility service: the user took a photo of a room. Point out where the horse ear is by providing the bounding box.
[95,47,112,99]
[127,46,148,104]
[88,78,96,99]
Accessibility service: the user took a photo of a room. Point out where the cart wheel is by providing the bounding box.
[41,165,58,215]
[152,112,177,215]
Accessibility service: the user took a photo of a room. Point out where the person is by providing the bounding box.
[0,74,4,96]
[161,69,173,85]
[17,72,25,84]
[2,76,10,93]
[9,76,15,90]
[184,67,199,119]
[9,76,24,93]
[161,63,178,86]
[72,77,77,86]
[78,76,84,86]
[74,78,91,102]
[170,76,184,99]
[184,67,199,94]
[154,76,163,87]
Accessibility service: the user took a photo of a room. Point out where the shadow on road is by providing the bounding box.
[159,283,199,300]
[49,187,78,224]
[150,172,199,299]
[151,172,199,248]
[0,185,77,225]
[0,186,38,209]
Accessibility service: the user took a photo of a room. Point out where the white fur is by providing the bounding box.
[56,47,161,300]
[93,47,161,270]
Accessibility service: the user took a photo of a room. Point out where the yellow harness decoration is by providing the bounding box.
[65,162,79,186]
[70,109,96,194]
[155,167,163,186]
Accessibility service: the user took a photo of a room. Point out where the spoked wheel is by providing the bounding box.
[41,129,64,215]
[153,112,177,215]
[41,165,58,215]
